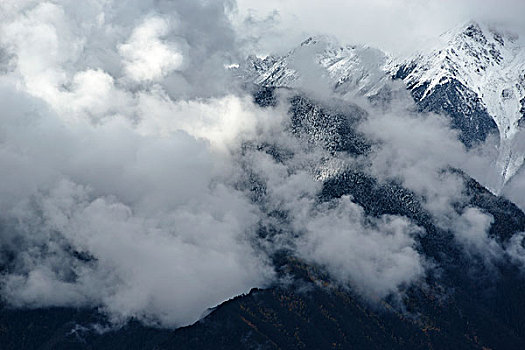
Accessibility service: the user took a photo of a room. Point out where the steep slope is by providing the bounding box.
[0,304,172,350]
[159,88,525,350]
[392,21,525,191]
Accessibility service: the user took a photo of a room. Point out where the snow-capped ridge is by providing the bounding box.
[240,35,390,99]
[391,21,525,192]
[240,21,525,194]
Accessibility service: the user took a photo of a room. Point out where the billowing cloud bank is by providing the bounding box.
[0,0,279,327]
[1,0,525,329]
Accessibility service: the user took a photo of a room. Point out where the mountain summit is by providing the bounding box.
[240,35,390,98]
[241,21,525,193]
[393,21,525,192]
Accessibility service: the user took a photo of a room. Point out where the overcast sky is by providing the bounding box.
[234,0,525,55]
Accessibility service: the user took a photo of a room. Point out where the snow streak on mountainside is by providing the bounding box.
[392,22,525,193]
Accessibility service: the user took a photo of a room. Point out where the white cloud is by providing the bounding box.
[0,0,285,327]
[0,83,275,327]
[453,207,503,264]
[296,196,426,298]
[119,16,183,82]
[236,126,428,299]
[505,232,525,269]
[362,108,471,220]
[135,92,282,152]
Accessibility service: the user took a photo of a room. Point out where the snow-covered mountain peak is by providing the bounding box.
[239,36,390,98]
[391,21,525,192]
[239,22,525,193]
[398,21,523,99]
[298,35,339,48]
[442,21,518,48]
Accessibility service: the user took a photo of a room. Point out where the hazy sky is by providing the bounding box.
[234,0,525,55]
